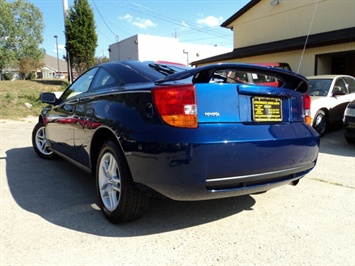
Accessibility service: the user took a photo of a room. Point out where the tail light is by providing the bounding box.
[152,84,198,128]
[303,94,311,125]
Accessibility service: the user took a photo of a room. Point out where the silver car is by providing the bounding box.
[307,75,355,136]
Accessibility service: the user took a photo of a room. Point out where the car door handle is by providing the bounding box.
[62,104,73,113]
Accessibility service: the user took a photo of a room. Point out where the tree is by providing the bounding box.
[19,57,44,79]
[65,0,98,76]
[0,0,45,80]
[95,56,110,65]
[0,0,16,76]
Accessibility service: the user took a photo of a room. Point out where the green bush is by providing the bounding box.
[29,73,36,80]
[3,73,14,80]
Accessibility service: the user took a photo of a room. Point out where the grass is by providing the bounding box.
[0,79,68,119]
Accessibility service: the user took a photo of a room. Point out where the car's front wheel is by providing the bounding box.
[313,110,327,136]
[32,122,56,159]
[96,141,150,223]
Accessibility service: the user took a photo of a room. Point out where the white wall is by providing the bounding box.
[108,36,139,61]
[109,34,231,65]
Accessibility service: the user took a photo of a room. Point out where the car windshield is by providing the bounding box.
[308,79,332,96]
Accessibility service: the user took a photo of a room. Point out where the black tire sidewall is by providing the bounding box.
[32,122,55,159]
[313,110,327,136]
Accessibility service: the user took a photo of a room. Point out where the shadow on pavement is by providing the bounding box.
[319,127,355,157]
[5,147,255,237]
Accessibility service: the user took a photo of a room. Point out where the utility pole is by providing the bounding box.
[62,0,72,83]
[54,35,60,74]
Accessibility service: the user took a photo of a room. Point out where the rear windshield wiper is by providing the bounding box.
[149,63,177,76]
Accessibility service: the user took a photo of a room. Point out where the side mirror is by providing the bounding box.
[332,91,346,97]
[40,92,57,104]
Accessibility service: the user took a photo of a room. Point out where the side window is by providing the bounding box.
[90,68,121,91]
[231,71,248,82]
[333,78,347,94]
[61,68,99,100]
[344,77,355,94]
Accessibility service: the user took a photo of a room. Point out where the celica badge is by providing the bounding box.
[204,112,220,117]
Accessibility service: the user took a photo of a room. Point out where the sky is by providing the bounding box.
[26,0,250,59]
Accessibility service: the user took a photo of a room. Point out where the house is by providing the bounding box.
[191,0,355,77]
[40,54,68,78]
[108,34,231,65]
[1,55,68,80]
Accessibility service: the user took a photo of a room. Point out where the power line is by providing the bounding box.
[91,0,117,38]
[127,2,232,40]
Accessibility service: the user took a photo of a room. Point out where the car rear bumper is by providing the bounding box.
[206,163,315,190]
[123,122,319,200]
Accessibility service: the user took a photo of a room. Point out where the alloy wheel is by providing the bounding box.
[98,152,121,212]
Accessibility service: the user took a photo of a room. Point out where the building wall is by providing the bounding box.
[217,42,355,76]
[109,34,231,65]
[109,36,139,61]
[231,0,355,48]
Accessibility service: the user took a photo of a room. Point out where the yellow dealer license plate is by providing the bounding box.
[252,97,282,122]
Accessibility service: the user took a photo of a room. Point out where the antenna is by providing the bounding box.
[297,0,319,73]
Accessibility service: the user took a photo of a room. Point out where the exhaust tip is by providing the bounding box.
[290,179,300,186]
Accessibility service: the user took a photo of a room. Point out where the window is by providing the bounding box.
[308,79,331,96]
[62,68,98,100]
[333,78,347,94]
[344,77,355,94]
[211,69,281,87]
[91,68,122,91]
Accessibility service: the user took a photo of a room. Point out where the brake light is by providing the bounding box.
[303,94,311,125]
[152,84,197,128]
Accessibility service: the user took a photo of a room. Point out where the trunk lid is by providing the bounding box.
[155,63,309,125]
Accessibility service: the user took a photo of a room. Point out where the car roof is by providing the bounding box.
[307,75,354,79]
[98,60,190,84]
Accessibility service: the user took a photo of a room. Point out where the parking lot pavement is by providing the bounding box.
[310,127,355,188]
[0,118,354,265]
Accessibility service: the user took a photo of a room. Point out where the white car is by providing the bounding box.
[53,74,65,79]
[307,75,355,136]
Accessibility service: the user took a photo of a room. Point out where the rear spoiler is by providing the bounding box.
[156,63,309,93]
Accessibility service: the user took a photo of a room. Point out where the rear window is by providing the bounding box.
[148,63,191,76]
[213,69,283,87]
[109,62,191,84]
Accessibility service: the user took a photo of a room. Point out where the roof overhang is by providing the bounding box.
[221,0,261,29]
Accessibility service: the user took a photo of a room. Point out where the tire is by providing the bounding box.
[32,122,56,159]
[313,110,327,137]
[96,141,150,223]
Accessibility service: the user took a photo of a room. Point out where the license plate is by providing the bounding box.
[252,97,282,122]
